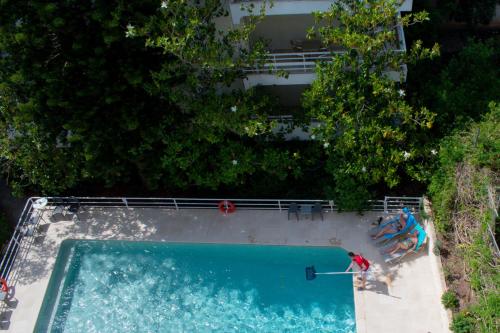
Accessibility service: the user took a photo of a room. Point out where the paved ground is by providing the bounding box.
[1,206,450,332]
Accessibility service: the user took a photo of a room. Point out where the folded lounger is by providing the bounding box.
[383,223,427,263]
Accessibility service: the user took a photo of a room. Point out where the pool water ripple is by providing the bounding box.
[36,241,355,333]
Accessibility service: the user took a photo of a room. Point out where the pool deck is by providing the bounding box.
[1,206,451,332]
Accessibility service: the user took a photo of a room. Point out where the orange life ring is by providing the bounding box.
[218,200,236,214]
[0,278,8,293]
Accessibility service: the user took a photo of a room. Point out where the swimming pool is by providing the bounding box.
[35,240,355,332]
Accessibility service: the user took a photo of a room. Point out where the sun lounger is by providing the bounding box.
[378,238,400,254]
[373,208,418,246]
[368,215,399,236]
[383,224,427,263]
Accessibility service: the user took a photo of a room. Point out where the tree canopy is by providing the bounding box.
[2,0,496,211]
[0,0,303,195]
[302,0,439,208]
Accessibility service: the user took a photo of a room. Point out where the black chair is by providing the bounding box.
[312,203,323,221]
[51,198,67,219]
[66,198,80,221]
[288,203,299,221]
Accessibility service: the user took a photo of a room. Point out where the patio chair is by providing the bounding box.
[18,224,35,237]
[66,198,80,222]
[368,215,399,236]
[51,198,67,219]
[312,203,323,221]
[288,203,299,221]
[28,214,41,226]
[373,208,418,246]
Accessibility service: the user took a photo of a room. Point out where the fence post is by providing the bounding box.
[12,234,21,247]
[487,224,500,256]
[122,198,128,208]
[173,198,179,211]
[384,197,388,214]
[278,200,282,212]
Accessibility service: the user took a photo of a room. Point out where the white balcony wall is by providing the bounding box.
[230,1,333,24]
[249,14,326,50]
[244,73,317,88]
[245,64,406,88]
[399,0,413,12]
[242,12,407,87]
[230,0,413,24]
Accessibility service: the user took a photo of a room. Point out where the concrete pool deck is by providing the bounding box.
[1,207,451,332]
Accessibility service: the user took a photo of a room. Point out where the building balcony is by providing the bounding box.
[229,0,414,25]
[243,19,407,88]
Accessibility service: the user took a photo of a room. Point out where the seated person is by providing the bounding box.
[372,213,407,240]
[0,278,8,301]
[383,230,419,255]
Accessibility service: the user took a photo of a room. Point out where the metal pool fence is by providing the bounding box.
[0,196,423,281]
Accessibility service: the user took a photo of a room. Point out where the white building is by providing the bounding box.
[217,0,414,139]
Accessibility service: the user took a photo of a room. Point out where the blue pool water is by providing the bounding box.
[35,240,355,332]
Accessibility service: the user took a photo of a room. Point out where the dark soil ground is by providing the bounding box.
[437,232,476,309]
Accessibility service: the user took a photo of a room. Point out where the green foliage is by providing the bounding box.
[442,290,460,309]
[0,0,303,194]
[433,39,500,132]
[450,311,476,333]
[430,103,499,333]
[428,103,499,231]
[325,172,370,211]
[470,292,500,333]
[0,0,173,193]
[302,0,439,208]
[433,239,443,256]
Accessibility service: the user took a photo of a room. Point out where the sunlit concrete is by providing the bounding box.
[2,206,450,332]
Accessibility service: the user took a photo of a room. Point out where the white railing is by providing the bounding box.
[487,186,500,257]
[245,26,406,74]
[244,51,335,73]
[0,198,41,282]
[0,195,422,282]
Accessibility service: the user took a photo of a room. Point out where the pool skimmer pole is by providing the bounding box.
[305,266,360,280]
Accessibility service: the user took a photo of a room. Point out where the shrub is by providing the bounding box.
[450,312,476,333]
[442,290,460,310]
[433,239,443,256]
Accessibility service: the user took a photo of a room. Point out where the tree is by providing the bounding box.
[0,0,304,195]
[302,0,439,209]
[0,0,173,193]
[430,39,500,132]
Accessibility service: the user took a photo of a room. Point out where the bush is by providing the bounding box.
[442,290,460,310]
[433,239,443,256]
[450,312,476,333]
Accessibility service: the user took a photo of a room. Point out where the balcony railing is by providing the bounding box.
[244,50,336,73]
[245,24,406,74]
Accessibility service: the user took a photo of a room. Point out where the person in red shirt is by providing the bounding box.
[345,252,371,290]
